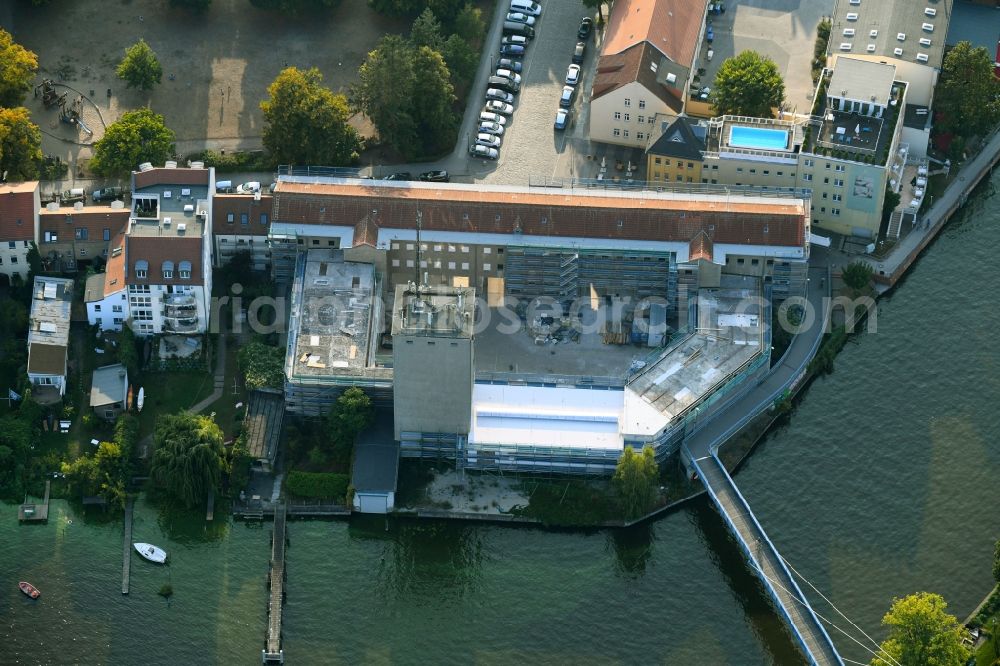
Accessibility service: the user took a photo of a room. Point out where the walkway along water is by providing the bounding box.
[263,503,287,664]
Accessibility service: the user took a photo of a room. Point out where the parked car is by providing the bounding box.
[572,41,586,64]
[508,0,541,17]
[501,35,528,47]
[475,133,501,149]
[565,64,581,86]
[479,111,508,126]
[236,181,261,194]
[578,17,593,39]
[419,170,450,182]
[706,26,714,43]
[470,144,499,160]
[559,85,576,109]
[214,180,233,193]
[382,172,412,181]
[91,186,124,202]
[505,11,536,26]
[486,88,514,104]
[60,188,86,204]
[496,68,522,86]
[499,44,526,57]
[488,75,519,94]
[498,58,523,73]
[484,100,514,116]
[554,108,570,130]
[502,21,535,39]
[478,121,505,136]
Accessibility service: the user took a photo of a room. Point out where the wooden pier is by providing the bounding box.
[18,480,50,523]
[262,504,287,664]
[122,497,134,595]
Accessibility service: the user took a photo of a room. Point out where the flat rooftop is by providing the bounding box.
[706,116,806,161]
[828,58,896,108]
[28,276,73,348]
[829,0,952,69]
[287,249,377,378]
[391,284,475,339]
[625,277,764,432]
[129,183,209,238]
[243,389,284,462]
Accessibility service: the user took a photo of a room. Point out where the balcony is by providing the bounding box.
[163,293,196,307]
[164,317,200,333]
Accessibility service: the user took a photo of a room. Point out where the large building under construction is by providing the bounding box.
[276,177,810,474]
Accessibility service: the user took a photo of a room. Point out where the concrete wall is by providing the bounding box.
[590,81,673,148]
[87,290,129,331]
[392,334,473,440]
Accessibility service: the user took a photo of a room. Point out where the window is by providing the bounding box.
[777,171,784,177]
[7,241,14,249]
[434,244,443,252]
[103,228,111,241]
[163,268,173,279]
[821,207,826,213]
[638,100,645,109]
[448,245,456,253]
[44,231,57,243]
[676,175,683,182]
[260,213,269,225]
[613,129,621,137]
[804,159,814,167]
[461,245,469,253]
[419,260,427,269]
[497,248,503,254]
[623,113,630,122]
[75,228,88,240]
[834,178,844,187]
[822,193,828,199]
[461,262,470,270]
[240,213,249,225]
[113,318,123,325]
[825,163,831,170]
[824,177,830,184]
[763,170,770,175]
[832,208,841,216]
[312,239,320,245]
[712,165,718,170]
[448,261,456,269]
[637,132,645,140]
[483,247,491,254]
[736,167,743,173]
[654,157,662,165]
[803,173,813,182]
[737,258,745,265]
[614,111,621,120]
[483,263,491,271]
[433,260,441,269]
[688,162,694,169]
[749,168,757,174]
[638,115,645,123]
[624,98,631,107]
[179,261,192,279]
[406,243,414,251]
[623,129,629,138]
[392,243,400,250]
[832,194,842,202]
[112,305,123,313]
[94,304,102,312]
[835,164,845,172]
[406,260,414,268]
[227,213,235,223]
[391,259,400,267]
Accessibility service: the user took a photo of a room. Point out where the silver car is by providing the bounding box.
[470,144,499,160]
[506,12,536,26]
[478,121,505,136]
[496,68,522,86]
[476,132,502,149]
[484,100,514,115]
[479,111,508,126]
[486,88,514,104]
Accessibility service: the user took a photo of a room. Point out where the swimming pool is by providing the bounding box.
[728,125,790,151]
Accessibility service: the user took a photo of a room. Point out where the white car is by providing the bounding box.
[496,68,522,86]
[478,121,505,136]
[565,64,581,86]
[486,88,514,104]
[476,132,502,149]
[484,100,514,116]
[506,12,536,26]
[509,1,541,17]
[470,144,499,160]
[236,181,261,194]
[479,111,508,126]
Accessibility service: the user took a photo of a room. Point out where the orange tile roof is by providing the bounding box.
[104,230,127,296]
[133,167,211,190]
[212,194,273,234]
[0,182,38,241]
[39,207,129,239]
[125,236,203,286]
[592,42,682,109]
[602,0,703,66]
[273,180,807,249]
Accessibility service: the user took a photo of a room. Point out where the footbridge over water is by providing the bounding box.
[681,264,843,665]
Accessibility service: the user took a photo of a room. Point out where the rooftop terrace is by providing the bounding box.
[129,183,209,238]
[391,284,475,339]
[28,277,73,348]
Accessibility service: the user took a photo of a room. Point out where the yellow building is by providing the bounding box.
[645,116,706,184]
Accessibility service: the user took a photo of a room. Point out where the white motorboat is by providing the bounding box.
[134,542,167,564]
[137,387,145,412]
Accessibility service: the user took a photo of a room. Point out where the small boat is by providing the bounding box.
[137,387,145,413]
[133,542,167,564]
[19,581,40,599]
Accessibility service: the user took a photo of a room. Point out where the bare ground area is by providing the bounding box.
[12,0,409,175]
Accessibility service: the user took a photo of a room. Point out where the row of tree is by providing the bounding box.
[0,29,42,181]
[61,415,139,509]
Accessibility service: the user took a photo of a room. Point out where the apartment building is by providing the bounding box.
[589,0,706,148]
[121,165,214,336]
[646,58,908,239]
[212,193,273,270]
[84,230,128,331]
[0,181,40,283]
[38,203,129,272]
[27,276,73,402]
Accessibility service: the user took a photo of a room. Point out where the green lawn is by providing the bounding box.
[136,370,215,439]
[202,335,247,442]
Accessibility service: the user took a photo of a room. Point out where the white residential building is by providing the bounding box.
[27,276,73,401]
[0,181,40,283]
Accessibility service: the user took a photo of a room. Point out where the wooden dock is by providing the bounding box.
[122,497,134,595]
[262,504,287,664]
[18,480,51,523]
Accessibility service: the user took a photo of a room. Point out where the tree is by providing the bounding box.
[151,412,226,507]
[0,29,38,107]
[613,445,659,518]
[993,538,1000,586]
[250,0,338,12]
[711,51,785,118]
[118,324,139,379]
[871,592,970,666]
[237,340,285,390]
[411,7,443,48]
[440,34,478,89]
[0,107,42,181]
[453,3,485,45]
[841,261,874,292]
[169,0,212,10]
[330,387,374,440]
[410,45,458,155]
[91,108,175,177]
[261,67,361,167]
[61,441,128,509]
[881,187,902,227]
[116,39,163,91]
[936,41,1000,138]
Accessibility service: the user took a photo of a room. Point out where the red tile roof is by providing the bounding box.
[39,207,129,240]
[688,231,713,262]
[104,230,127,296]
[603,0,703,66]
[0,182,38,242]
[133,167,211,190]
[125,236,203,286]
[273,181,807,249]
[592,42,682,109]
[212,194,273,234]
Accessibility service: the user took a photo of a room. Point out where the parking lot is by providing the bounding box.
[694,0,835,113]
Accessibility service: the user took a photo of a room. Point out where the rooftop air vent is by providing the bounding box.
[666,72,677,84]
[846,12,858,20]
[183,204,195,213]
[849,0,860,4]
[189,161,205,169]
[138,162,153,172]
[180,188,191,197]
[45,202,59,211]
[922,23,934,32]
[840,42,853,51]
[894,47,904,56]
[924,7,936,16]
[916,52,929,62]
[897,33,906,41]
[163,190,172,199]
[843,28,855,37]
[919,37,931,47]
[165,160,178,169]
[163,217,171,226]
[866,44,877,52]
[869,29,878,38]
[177,222,187,232]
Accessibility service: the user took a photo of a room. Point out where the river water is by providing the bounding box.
[3,172,998,665]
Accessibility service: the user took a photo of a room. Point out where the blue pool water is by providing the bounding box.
[729,126,789,151]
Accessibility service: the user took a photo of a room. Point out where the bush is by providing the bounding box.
[187,149,272,173]
[285,471,349,499]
